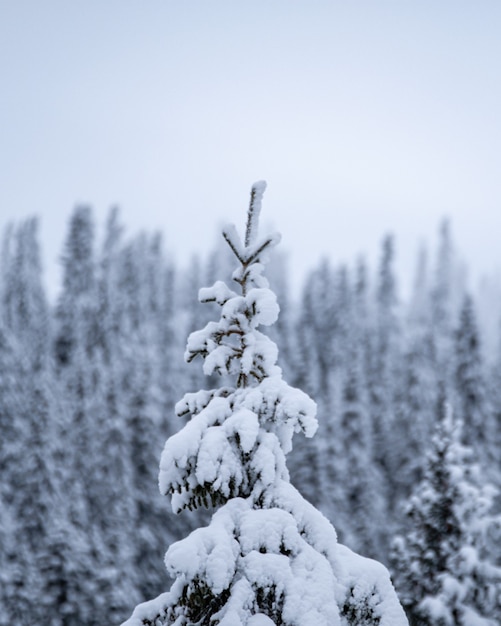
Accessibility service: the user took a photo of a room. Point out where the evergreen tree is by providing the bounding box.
[0,219,95,625]
[55,205,135,623]
[408,244,430,331]
[369,234,401,503]
[332,328,387,562]
[392,327,436,500]
[288,260,334,511]
[55,205,97,368]
[123,182,407,626]
[488,317,501,473]
[392,247,437,501]
[431,220,453,353]
[293,258,336,400]
[286,265,323,512]
[1,218,50,368]
[55,206,99,527]
[430,219,464,391]
[391,403,501,625]
[352,257,372,409]
[0,323,33,622]
[319,263,387,554]
[453,294,493,467]
[116,234,172,602]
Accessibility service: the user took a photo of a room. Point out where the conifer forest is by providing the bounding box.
[1,185,501,625]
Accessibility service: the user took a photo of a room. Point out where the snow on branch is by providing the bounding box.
[245,180,267,247]
[222,224,245,264]
[222,182,281,274]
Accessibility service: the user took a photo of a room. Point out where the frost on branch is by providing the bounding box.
[122,182,408,626]
[245,180,267,247]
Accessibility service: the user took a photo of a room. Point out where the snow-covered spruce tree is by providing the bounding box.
[123,182,407,626]
[391,402,501,626]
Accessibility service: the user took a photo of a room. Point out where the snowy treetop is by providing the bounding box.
[222,185,280,297]
[185,182,281,388]
[125,182,408,626]
[160,182,318,514]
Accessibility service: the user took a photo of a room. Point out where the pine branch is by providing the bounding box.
[222,225,245,264]
[245,235,277,266]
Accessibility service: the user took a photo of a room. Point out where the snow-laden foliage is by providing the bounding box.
[391,404,501,625]
[123,182,407,626]
[161,376,316,513]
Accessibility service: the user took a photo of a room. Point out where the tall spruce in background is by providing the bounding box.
[2,219,50,369]
[287,264,326,511]
[0,321,33,622]
[430,219,455,384]
[453,294,493,467]
[54,205,99,545]
[334,342,387,560]
[123,182,408,626]
[393,244,436,499]
[370,234,401,505]
[489,321,501,472]
[55,206,97,368]
[116,233,167,601]
[55,206,121,622]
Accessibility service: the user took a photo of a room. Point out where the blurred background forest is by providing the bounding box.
[1,206,501,624]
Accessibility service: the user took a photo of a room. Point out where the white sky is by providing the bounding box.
[1,1,500,299]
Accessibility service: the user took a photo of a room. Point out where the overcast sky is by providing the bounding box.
[1,1,500,299]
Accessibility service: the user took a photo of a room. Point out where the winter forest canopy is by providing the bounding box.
[1,183,501,625]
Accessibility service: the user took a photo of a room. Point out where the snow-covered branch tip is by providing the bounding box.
[222,181,281,274]
[245,180,267,248]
